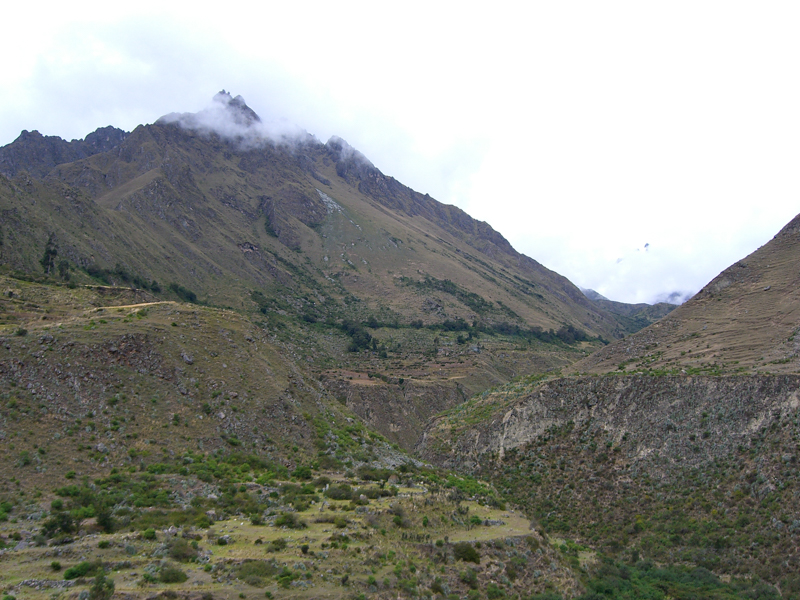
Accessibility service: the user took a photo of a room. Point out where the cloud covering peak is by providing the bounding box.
[157,90,311,147]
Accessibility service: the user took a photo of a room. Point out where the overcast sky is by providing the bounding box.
[3,2,799,304]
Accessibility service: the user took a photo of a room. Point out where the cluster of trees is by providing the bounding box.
[490,322,592,345]
[332,314,594,353]
[340,319,373,352]
[83,263,162,292]
[168,283,198,303]
[402,276,495,314]
[39,236,213,302]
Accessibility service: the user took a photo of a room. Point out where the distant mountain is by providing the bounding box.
[581,288,677,336]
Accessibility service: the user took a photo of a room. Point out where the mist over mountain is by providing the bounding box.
[157,90,312,148]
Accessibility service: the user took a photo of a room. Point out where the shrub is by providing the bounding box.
[486,583,506,599]
[431,578,445,595]
[276,567,298,589]
[167,537,198,562]
[168,283,198,304]
[51,561,62,571]
[324,484,353,500]
[453,542,480,564]
[460,568,478,589]
[266,538,287,552]
[42,512,76,536]
[292,465,312,480]
[64,560,102,580]
[159,564,188,583]
[96,507,115,533]
[275,513,306,529]
[312,476,331,488]
[142,528,156,540]
[237,560,278,586]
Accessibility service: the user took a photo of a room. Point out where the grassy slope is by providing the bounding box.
[0,476,584,600]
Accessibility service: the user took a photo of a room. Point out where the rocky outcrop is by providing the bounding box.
[322,377,467,450]
[418,374,800,471]
[0,127,127,179]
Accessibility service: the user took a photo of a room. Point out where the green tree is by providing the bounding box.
[42,511,76,536]
[57,260,70,281]
[95,506,115,533]
[40,233,58,275]
[88,569,114,600]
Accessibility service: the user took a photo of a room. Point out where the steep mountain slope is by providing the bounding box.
[0,277,349,487]
[0,93,795,599]
[0,93,618,340]
[0,277,598,600]
[573,213,800,376]
[419,372,800,589]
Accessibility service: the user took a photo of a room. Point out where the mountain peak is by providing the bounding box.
[211,90,262,126]
[157,91,309,147]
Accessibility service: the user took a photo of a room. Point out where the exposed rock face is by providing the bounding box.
[419,374,800,471]
[322,377,466,450]
[418,373,800,583]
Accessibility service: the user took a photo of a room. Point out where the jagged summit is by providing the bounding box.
[157,91,306,145]
[0,126,128,178]
[325,135,376,181]
[581,288,609,302]
[211,89,262,126]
